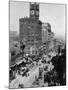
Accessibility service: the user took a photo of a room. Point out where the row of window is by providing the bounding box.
[26,49,38,55]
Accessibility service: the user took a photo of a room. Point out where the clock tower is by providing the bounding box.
[30,2,39,20]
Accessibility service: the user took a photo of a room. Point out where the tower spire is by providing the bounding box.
[30,2,39,20]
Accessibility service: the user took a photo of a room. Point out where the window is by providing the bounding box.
[36,5,39,10]
[32,50,35,54]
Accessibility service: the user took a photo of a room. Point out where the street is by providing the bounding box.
[10,64,39,88]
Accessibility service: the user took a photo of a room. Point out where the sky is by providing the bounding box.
[10,1,66,40]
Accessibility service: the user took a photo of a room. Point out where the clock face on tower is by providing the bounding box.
[30,10,34,15]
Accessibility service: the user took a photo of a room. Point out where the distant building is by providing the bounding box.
[19,2,42,55]
[9,31,19,41]
[52,38,65,51]
[42,23,54,43]
[9,31,17,38]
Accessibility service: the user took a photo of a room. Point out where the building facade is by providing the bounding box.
[42,23,54,43]
[19,2,42,55]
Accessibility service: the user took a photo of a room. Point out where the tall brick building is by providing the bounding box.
[19,2,42,55]
[42,23,54,43]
